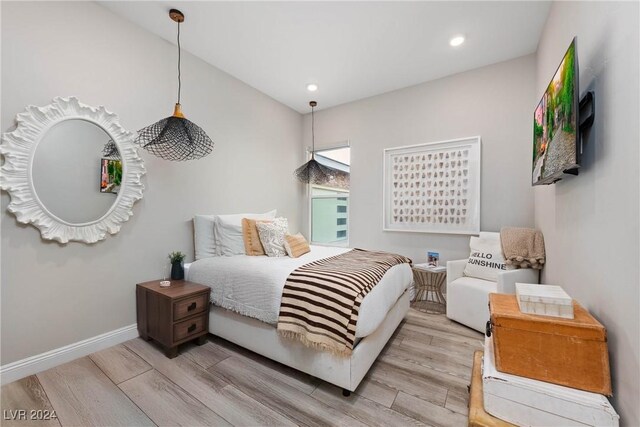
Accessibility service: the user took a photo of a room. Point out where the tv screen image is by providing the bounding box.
[532,38,578,185]
[100,158,122,194]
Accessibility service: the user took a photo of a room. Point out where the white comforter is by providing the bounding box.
[186,246,413,338]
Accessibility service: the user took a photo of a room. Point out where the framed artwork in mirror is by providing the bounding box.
[383,136,481,235]
[100,158,122,194]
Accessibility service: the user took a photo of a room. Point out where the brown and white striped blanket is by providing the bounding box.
[277,249,412,356]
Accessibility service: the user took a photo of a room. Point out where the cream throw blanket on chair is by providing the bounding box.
[500,227,546,269]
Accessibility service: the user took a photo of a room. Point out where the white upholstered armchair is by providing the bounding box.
[446,259,539,332]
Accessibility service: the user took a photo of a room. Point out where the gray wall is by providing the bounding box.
[302,55,536,263]
[1,2,303,364]
[534,2,639,425]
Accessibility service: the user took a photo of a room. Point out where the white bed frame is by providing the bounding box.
[208,290,410,393]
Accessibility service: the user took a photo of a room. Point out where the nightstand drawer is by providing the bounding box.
[173,315,206,342]
[173,293,208,321]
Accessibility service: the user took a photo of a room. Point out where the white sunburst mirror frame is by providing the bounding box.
[0,97,146,244]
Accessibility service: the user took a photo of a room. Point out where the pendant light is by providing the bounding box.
[102,140,120,159]
[295,101,339,184]
[134,9,214,161]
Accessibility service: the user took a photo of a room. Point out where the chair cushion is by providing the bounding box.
[451,276,497,291]
[446,276,497,333]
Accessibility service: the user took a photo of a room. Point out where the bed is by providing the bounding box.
[185,245,413,393]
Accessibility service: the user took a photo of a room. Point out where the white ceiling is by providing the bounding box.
[100,1,550,113]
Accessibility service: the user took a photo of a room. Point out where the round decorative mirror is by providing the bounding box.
[0,97,145,243]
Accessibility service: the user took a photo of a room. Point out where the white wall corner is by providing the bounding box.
[0,324,139,385]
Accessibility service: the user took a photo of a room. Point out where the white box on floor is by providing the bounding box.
[515,283,574,319]
[483,335,619,427]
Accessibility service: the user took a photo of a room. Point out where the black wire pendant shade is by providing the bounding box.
[295,101,341,184]
[102,140,120,159]
[133,9,214,161]
[294,158,338,184]
[135,108,213,161]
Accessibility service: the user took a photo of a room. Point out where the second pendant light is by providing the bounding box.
[294,101,339,184]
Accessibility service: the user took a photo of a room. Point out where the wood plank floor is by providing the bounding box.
[1,309,483,427]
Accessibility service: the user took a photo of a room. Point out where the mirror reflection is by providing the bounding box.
[32,119,121,224]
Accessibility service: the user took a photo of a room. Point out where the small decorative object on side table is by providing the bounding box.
[136,279,210,358]
[168,251,186,280]
[411,264,447,314]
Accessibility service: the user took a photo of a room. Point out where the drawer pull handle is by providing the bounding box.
[188,324,197,333]
[485,320,492,337]
[187,302,197,311]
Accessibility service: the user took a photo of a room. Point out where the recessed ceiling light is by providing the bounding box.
[306,83,318,92]
[449,35,465,47]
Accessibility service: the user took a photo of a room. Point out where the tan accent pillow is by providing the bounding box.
[284,233,311,258]
[242,218,272,256]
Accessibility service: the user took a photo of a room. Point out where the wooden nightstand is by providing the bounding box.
[136,279,211,358]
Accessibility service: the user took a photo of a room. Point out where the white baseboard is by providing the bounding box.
[0,324,139,385]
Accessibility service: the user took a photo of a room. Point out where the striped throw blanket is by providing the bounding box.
[277,249,412,356]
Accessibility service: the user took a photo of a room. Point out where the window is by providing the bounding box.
[310,146,350,245]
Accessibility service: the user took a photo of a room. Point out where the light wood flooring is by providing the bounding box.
[1,309,483,427]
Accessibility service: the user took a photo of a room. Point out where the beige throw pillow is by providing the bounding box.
[255,218,289,257]
[284,233,311,258]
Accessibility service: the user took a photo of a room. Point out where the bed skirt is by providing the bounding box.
[208,290,410,391]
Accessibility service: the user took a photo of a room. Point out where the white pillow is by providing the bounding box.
[479,231,500,241]
[463,236,508,282]
[255,218,289,257]
[215,210,277,256]
[193,215,217,260]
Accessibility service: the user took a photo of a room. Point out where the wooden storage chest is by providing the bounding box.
[488,293,611,395]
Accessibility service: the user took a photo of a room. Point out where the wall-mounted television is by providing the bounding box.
[532,37,579,185]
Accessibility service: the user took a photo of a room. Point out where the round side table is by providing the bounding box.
[412,267,447,314]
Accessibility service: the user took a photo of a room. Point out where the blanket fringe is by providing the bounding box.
[277,329,352,357]
[211,299,277,325]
